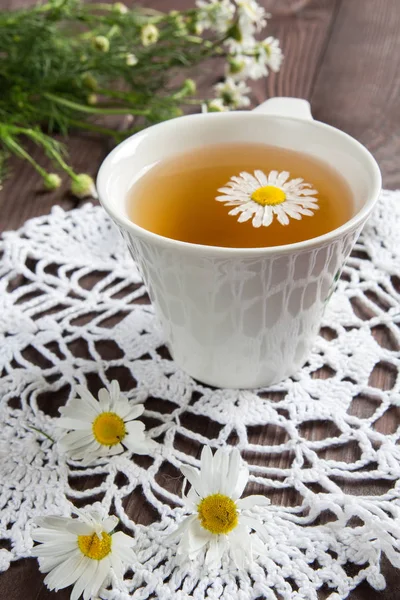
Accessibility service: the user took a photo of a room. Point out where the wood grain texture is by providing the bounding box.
[1,0,400,598]
[310,0,400,189]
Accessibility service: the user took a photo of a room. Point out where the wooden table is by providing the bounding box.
[0,0,399,598]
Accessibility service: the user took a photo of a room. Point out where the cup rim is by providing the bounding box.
[97,111,382,257]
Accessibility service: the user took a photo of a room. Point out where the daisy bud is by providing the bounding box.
[194,21,204,35]
[70,174,97,199]
[113,2,128,14]
[228,57,246,75]
[205,98,228,113]
[82,73,98,91]
[226,22,243,42]
[87,94,97,105]
[44,173,62,191]
[125,53,138,66]
[182,78,196,96]
[92,35,110,53]
[141,23,159,47]
[173,14,187,35]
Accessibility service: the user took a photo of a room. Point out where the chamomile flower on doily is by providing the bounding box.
[216,169,319,227]
[169,446,269,569]
[58,380,156,463]
[31,505,134,600]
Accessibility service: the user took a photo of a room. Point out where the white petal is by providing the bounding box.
[43,552,86,591]
[98,388,111,411]
[112,530,135,550]
[67,521,94,535]
[200,446,213,493]
[240,515,269,541]
[254,170,268,186]
[167,514,196,541]
[87,560,109,598]
[103,516,119,533]
[57,417,91,431]
[228,204,251,216]
[109,380,120,405]
[110,550,125,579]
[32,530,76,543]
[224,448,242,497]
[213,448,230,493]
[123,436,156,455]
[233,464,249,499]
[238,208,255,223]
[262,207,274,227]
[298,188,318,196]
[251,210,264,228]
[267,170,278,185]
[121,404,144,421]
[34,516,73,530]
[282,177,303,190]
[274,205,290,225]
[282,207,302,220]
[228,524,252,569]
[183,484,200,510]
[76,386,100,411]
[70,559,98,600]
[205,536,224,567]
[276,171,290,186]
[38,554,74,573]
[59,432,95,451]
[237,495,270,509]
[125,420,145,436]
[31,542,78,558]
[187,519,213,553]
[180,465,205,497]
[239,171,259,188]
[59,398,97,419]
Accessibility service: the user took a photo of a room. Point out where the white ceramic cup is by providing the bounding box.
[97,97,381,389]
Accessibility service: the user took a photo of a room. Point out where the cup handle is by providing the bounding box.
[252,97,313,120]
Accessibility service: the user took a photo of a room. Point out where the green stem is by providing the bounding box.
[11,126,76,178]
[0,130,47,177]
[69,119,123,140]
[27,425,55,444]
[44,93,150,116]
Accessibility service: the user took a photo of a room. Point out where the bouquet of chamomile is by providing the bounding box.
[0,0,282,197]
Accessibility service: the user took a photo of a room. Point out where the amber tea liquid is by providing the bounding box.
[127,143,354,248]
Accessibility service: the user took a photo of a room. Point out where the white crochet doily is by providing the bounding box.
[1,190,400,600]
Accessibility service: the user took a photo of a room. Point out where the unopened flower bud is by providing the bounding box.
[87,94,98,105]
[141,24,159,47]
[125,53,138,66]
[113,2,128,14]
[92,36,110,53]
[182,78,196,96]
[228,57,245,75]
[44,173,62,191]
[71,174,97,199]
[82,73,98,91]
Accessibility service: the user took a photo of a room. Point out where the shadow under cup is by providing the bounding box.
[97,111,381,389]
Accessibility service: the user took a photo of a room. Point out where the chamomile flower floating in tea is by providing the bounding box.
[216,170,319,227]
[31,505,135,600]
[58,380,156,463]
[170,446,269,569]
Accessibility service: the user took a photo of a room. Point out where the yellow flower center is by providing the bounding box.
[92,412,126,446]
[77,531,112,560]
[251,185,286,206]
[197,493,238,535]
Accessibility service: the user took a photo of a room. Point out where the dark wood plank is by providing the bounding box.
[311,0,400,189]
